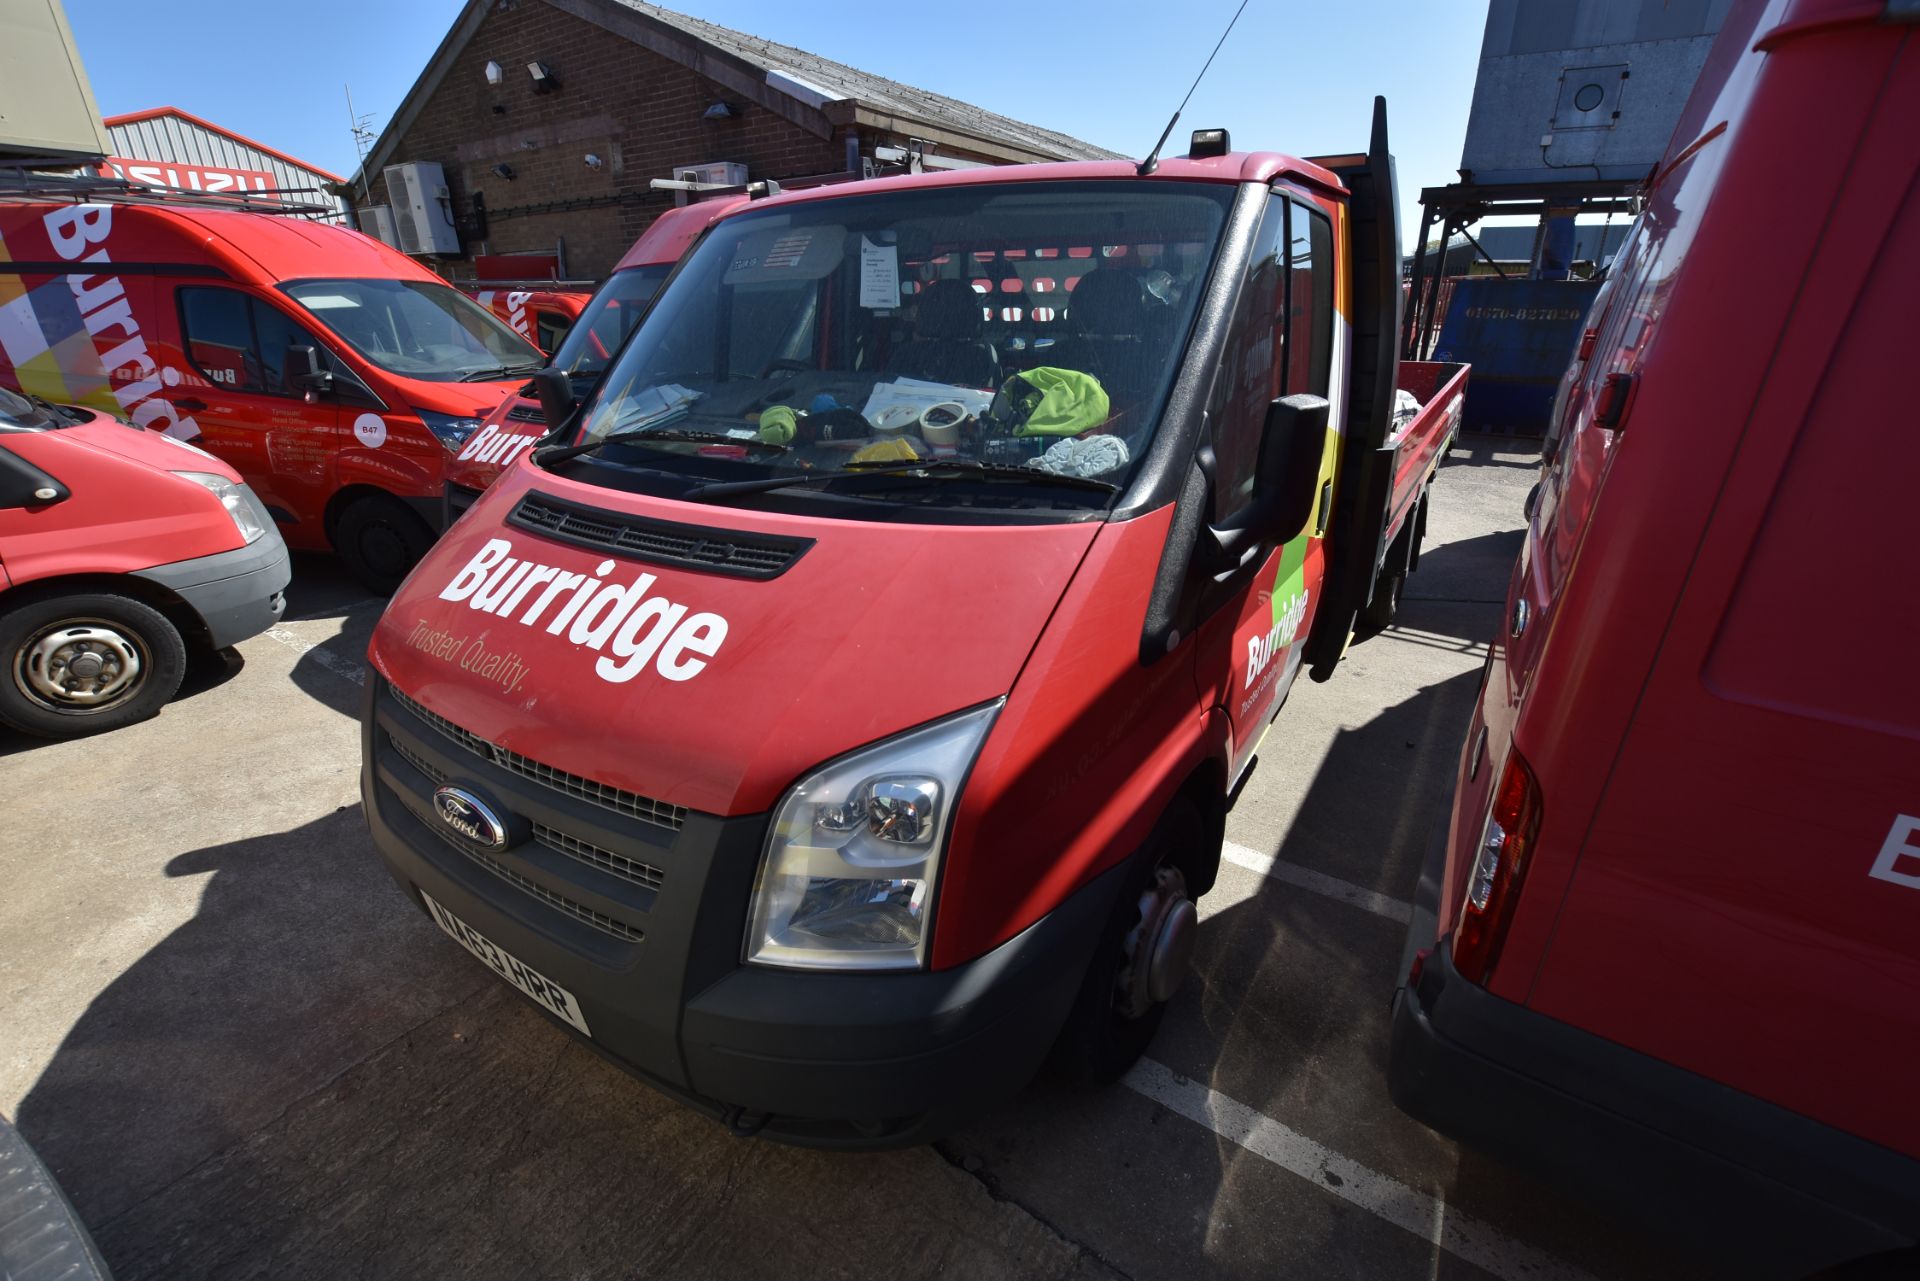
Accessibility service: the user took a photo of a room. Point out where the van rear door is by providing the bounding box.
[1527,68,1920,1159]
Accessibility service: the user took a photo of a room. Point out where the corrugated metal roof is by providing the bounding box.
[105,110,347,219]
[618,2,1123,163]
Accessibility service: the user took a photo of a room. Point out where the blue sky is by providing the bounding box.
[66,0,1490,247]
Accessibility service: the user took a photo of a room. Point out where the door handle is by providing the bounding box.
[174,397,208,412]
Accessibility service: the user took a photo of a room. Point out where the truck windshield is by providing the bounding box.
[551,264,670,379]
[281,279,543,382]
[566,181,1233,512]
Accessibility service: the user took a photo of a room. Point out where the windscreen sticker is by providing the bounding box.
[723,225,844,284]
[0,206,203,439]
[434,537,728,686]
[858,235,900,309]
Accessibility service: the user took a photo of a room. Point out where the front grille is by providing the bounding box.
[534,822,665,891]
[391,734,445,784]
[509,492,812,580]
[389,687,685,831]
[506,403,546,423]
[419,812,644,943]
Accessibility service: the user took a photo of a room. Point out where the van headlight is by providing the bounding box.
[744,701,1002,971]
[418,409,484,450]
[173,470,269,544]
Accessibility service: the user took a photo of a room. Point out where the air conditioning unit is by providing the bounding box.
[382,161,460,255]
[356,205,399,248]
[670,160,747,206]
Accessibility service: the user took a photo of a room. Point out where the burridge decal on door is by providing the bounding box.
[0,205,204,439]
[437,537,729,685]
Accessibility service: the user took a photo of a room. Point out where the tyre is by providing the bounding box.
[1051,796,1208,1085]
[1358,570,1403,634]
[0,592,187,738]
[334,494,434,594]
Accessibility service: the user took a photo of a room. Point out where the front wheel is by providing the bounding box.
[334,494,434,594]
[0,593,187,738]
[1051,797,1207,1084]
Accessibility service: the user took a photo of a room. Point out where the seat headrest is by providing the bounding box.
[914,279,984,339]
[1066,271,1147,338]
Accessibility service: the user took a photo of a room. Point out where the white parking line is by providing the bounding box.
[1123,1059,1592,1281]
[1222,840,1414,923]
[262,625,367,687]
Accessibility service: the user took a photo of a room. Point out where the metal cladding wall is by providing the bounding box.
[1462,0,1733,186]
[104,112,348,220]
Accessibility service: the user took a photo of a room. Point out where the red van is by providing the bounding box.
[0,385,289,737]
[465,286,593,356]
[361,112,1468,1145]
[0,197,545,590]
[1389,2,1919,1273]
[443,199,748,520]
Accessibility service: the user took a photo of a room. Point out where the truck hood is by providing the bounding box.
[370,464,1101,816]
[398,377,523,420]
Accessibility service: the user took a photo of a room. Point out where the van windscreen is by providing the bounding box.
[553,264,671,379]
[562,180,1234,514]
[281,279,543,383]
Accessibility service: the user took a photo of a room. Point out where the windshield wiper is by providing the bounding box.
[684,458,1118,500]
[458,362,545,382]
[534,427,789,466]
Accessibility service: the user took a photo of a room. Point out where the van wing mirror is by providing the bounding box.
[284,345,332,400]
[531,367,576,432]
[1257,394,1331,535]
[1202,394,1331,574]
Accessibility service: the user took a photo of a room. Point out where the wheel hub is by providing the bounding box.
[15,622,144,709]
[1117,866,1197,1019]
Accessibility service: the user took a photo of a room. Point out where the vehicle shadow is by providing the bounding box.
[946,661,1711,1281]
[9,805,1099,1281]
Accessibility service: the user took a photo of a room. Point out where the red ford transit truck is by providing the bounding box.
[1389,2,1920,1273]
[444,199,750,522]
[0,386,289,737]
[0,195,546,590]
[362,107,1467,1144]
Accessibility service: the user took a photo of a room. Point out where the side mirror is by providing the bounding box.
[1201,394,1331,575]
[285,345,332,402]
[531,367,576,432]
[1256,393,1331,536]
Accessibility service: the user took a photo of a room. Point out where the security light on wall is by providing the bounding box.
[491,163,516,180]
[528,61,558,92]
[703,101,737,121]
[583,153,603,170]
[484,60,503,87]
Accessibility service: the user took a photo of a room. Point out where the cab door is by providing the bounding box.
[1192,190,1339,781]
[174,285,340,543]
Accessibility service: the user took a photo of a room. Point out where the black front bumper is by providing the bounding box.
[1389,822,1920,1275]
[360,677,1113,1148]
[133,532,290,650]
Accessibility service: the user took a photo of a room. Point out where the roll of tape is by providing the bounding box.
[920,402,966,447]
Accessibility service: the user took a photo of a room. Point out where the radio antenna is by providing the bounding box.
[1137,0,1251,175]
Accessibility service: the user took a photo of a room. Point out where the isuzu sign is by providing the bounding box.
[436,537,728,685]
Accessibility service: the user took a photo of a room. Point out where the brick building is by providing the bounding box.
[355,0,1120,280]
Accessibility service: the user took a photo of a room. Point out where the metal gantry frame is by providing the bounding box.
[1401,179,1642,360]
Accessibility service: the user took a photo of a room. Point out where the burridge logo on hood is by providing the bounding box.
[438,538,728,685]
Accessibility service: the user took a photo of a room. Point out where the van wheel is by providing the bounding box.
[1051,797,1204,1085]
[0,593,187,738]
[334,495,433,594]
[1359,571,1403,634]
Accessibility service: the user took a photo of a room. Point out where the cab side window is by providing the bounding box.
[1286,199,1333,398]
[1208,193,1333,519]
[1207,195,1289,520]
[179,287,332,397]
[535,311,571,354]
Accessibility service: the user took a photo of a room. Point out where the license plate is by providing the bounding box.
[421,890,591,1036]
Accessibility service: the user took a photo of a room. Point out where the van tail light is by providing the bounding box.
[1452,749,1542,985]
[1576,327,1598,361]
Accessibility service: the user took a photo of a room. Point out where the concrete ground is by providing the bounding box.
[0,437,1707,1280]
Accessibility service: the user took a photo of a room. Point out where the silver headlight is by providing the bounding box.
[173,470,269,544]
[418,409,485,451]
[744,701,1002,971]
